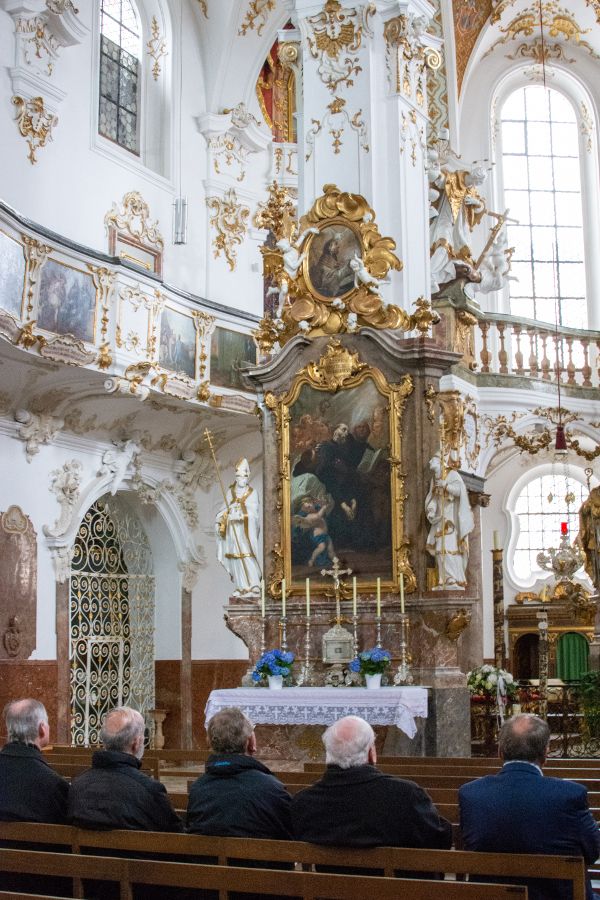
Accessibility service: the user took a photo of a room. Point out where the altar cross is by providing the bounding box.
[321,556,352,625]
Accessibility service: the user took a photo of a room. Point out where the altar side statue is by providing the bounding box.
[215,458,262,596]
[425,454,474,590]
[276,226,319,280]
[578,486,600,592]
[349,254,385,295]
[469,227,515,298]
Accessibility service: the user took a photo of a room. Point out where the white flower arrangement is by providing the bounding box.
[467,664,518,702]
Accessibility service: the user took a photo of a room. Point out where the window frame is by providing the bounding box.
[490,67,600,331]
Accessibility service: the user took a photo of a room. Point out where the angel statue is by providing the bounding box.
[275,226,319,280]
[349,254,386,295]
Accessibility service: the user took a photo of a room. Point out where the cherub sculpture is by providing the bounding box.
[275,226,319,280]
[349,253,385,294]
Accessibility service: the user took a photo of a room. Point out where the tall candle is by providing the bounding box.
[493,531,500,550]
[305,577,310,617]
[352,576,357,616]
[260,579,265,618]
[400,573,405,615]
[376,577,381,617]
[281,579,286,618]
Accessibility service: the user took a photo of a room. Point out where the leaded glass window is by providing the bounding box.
[501,86,587,329]
[513,471,586,581]
[99,0,141,155]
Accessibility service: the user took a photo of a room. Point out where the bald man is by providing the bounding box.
[460,713,600,900]
[292,715,451,850]
[68,706,182,832]
[0,698,68,823]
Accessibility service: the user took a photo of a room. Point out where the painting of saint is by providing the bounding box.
[288,378,392,581]
[0,231,26,319]
[159,308,197,379]
[37,260,97,342]
[307,224,362,299]
[210,327,257,389]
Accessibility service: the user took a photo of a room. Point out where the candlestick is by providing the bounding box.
[352,576,357,616]
[400,573,405,615]
[376,577,381,617]
[375,615,382,649]
[281,578,286,618]
[393,613,413,685]
[280,616,288,652]
[305,577,310,617]
[493,530,500,550]
[297,617,314,686]
[260,580,265,618]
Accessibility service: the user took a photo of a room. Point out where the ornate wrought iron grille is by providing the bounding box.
[70,496,155,746]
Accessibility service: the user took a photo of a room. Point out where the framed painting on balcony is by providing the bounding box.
[158,306,198,380]
[0,230,26,319]
[37,260,97,343]
[210,326,257,389]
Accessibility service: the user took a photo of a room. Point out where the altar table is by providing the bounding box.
[205,686,428,740]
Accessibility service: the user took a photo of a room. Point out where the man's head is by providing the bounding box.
[333,423,349,444]
[100,707,145,760]
[498,713,550,766]
[352,421,371,443]
[322,715,376,769]
[4,699,49,749]
[208,708,256,756]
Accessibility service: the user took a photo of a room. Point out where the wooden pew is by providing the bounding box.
[0,848,529,899]
[0,822,587,898]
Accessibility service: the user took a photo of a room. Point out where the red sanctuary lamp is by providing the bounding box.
[561,521,568,536]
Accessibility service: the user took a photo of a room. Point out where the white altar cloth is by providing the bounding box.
[204,686,428,739]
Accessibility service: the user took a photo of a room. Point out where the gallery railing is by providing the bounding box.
[471,682,600,758]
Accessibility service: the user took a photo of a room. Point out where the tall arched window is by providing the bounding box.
[501,85,587,329]
[99,0,142,155]
[512,469,587,582]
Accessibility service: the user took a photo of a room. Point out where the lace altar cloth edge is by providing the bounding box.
[204,686,428,739]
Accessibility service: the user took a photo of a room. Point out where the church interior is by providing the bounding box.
[0,0,600,763]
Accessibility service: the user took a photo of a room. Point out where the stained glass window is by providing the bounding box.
[501,86,587,329]
[513,471,586,581]
[99,0,141,154]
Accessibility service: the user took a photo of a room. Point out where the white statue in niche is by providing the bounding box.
[215,457,262,596]
[425,454,474,591]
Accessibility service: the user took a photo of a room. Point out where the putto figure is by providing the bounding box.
[216,457,262,595]
[425,454,474,590]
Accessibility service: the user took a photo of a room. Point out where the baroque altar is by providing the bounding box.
[221,185,487,757]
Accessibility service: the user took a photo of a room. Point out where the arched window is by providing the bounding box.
[99,0,142,155]
[512,469,587,582]
[501,85,586,329]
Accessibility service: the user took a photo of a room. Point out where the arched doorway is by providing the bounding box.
[557,632,589,682]
[69,495,155,746]
[513,633,540,681]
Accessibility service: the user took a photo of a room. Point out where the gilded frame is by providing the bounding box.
[302,217,363,302]
[35,258,99,344]
[265,340,415,596]
[156,302,200,381]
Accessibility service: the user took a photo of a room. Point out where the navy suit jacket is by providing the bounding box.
[459,762,600,900]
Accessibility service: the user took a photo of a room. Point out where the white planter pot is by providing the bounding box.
[268,675,283,690]
[365,673,382,690]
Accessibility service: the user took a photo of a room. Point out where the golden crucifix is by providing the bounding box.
[321,556,352,625]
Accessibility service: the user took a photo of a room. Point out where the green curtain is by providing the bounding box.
[556,632,589,681]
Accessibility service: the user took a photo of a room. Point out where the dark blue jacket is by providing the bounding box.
[0,742,68,823]
[459,761,600,900]
[186,753,292,839]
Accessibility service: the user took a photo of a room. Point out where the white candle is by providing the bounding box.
[400,573,405,615]
[260,579,265,618]
[376,577,381,617]
[281,578,286,618]
[493,531,500,550]
[352,576,357,616]
[305,577,310,617]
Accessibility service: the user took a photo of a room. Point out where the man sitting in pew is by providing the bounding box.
[0,698,68,824]
[291,715,452,854]
[187,707,292,839]
[459,713,600,900]
[68,706,182,833]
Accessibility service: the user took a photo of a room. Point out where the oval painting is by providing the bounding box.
[306,224,362,299]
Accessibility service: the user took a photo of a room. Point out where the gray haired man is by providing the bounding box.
[292,715,451,849]
[68,706,182,832]
[0,698,68,823]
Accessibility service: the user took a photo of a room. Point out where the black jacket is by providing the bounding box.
[291,764,453,849]
[68,750,182,832]
[0,742,69,824]
[186,753,292,839]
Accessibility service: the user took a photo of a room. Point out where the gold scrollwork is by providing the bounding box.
[206,188,250,271]
[12,96,58,165]
[146,16,167,81]
[267,339,415,596]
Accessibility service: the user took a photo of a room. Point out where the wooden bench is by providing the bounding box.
[0,847,530,899]
[0,822,588,899]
